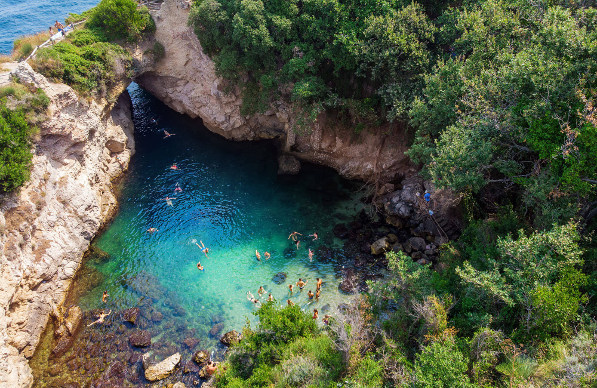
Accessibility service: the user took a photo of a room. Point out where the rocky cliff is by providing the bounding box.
[0,63,134,387]
[136,0,415,182]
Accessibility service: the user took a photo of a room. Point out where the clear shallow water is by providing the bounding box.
[30,83,366,385]
[0,0,99,55]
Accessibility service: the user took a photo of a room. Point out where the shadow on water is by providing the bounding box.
[30,83,371,386]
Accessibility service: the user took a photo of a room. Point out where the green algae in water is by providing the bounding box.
[32,83,366,385]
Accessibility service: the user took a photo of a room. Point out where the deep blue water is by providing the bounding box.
[0,0,99,54]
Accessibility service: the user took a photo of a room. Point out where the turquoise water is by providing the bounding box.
[78,84,363,343]
[0,0,99,54]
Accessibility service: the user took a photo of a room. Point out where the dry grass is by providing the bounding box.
[12,31,51,60]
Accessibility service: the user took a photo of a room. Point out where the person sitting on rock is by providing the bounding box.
[87,310,111,327]
[296,278,307,290]
[307,290,314,300]
[195,240,209,257]
[197,262,204,271]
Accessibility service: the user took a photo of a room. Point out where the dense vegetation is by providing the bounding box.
[190,0,597,386]
[0,83,49,192]
[31,0,154,97]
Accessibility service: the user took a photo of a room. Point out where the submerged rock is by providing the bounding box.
[129,330,151,347]
[183,337,200,350]
[122,307,140,325]
[272,272,287,284]
[193,350,210,365]
[220,330,241,346]
[209,322,224,337]
[143,352,181,382]
[333,224,349,239]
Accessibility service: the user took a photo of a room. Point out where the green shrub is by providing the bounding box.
[86,0,155,42]
[0,101,34,192]
[414,338,472,388]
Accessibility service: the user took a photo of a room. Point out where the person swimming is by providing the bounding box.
[258,286,265,296]
[307,290,314,300]
[296,278,307,290]
[102,290,109,303]
[161,196,176,206]
[309,232,318,240]
[195,240,209,257]
[87,310,111,327]
[288,231,302,241]
[308,248,314,262]
[197,262,204,271]
[146,227,158,233]
[163,130,175,139]
[174,183,182,192]
[315,289,321,299]
[323,314,331,325]
[287,299,294,306]
[170,164,178,170]
[247,291,261,306]
[255,250,261,261]
[264,251,270,260]
[268,294,273,302]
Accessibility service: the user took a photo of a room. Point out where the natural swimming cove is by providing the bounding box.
[30,83,368,385]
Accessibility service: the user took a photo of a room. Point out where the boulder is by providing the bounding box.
[129,330,151,347]
[339,268,357,294]
[417,258,430,266]
[65,306,82,336]
[193,350,210,365]
[370,237,389,255]
[51,335,74,357]
[385,215,403,229]
[386,233,398,244]
[105,139,126,153]
[391,243,403,253]
[122,307,140,325]
[220,330,241,346]
[144,352,181,382]
[272,272,287,284]
[277,154,301,175]
[408,237,426,252]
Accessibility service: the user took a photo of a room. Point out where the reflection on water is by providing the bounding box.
[30,84,368,386]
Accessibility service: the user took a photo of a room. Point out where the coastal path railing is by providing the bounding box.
[24,20,86,63]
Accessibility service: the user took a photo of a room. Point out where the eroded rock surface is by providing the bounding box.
[0,63,134,387]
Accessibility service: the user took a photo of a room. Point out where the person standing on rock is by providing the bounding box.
[102,290,109,303]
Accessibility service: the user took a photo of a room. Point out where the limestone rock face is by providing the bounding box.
[143,352,181,382]
[135,0,415,182]
[0,62,134,388]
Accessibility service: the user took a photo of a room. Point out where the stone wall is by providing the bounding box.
[0,63,135,387]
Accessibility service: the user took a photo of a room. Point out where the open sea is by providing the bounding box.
[0,0,99,55]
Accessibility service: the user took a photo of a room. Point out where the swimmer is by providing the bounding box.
[151,118,158,125]
[195,240,209,257]
[170,164,178,170]
[312,309,318,319]
[161,196,176,207]
[247,291,260,306]
[288,231,302,241]
[268,294,273,302]
[255,250,261,261]
[258,286,265,296]
[309,232,318,240]
[102,290,109,303]
[295,239,300,249]
[308,248,314,262]
[296,278,307,290]
[87,310,111,327]
[163,130,175,139]
[174,183,182,192]
[288,284,294,294]
[146,227,158,233]
[264,251,270,260]
[197,262,204,271]
[287,299,294,306]
[307,290,314,300]
[315,289,321,299]
[316,278,323,290]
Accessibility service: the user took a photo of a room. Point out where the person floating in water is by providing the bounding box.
[102,290,109,303]
[309,232,318,240]
[163,130,175,139]
[258,286,266,296]
[307,290,314,300]
[315,289,321,299]
[174,183,182,192]
[195,240,209,257]
[296,278,307,290]
[161,196,176,206]
[288,284,294,294]
[287,299,294,306]
[247,291,261,306]
[170,164,179,170]
[197,262,204,271]
[268,294,273,302]
[264,251,270,260]
[312,309,318,319]
[87,310,111,327]
[146,227,158,233]
[308,248,314,262]
[316,278,323,290]
[255,250,261,261]
[151,118,158,125]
